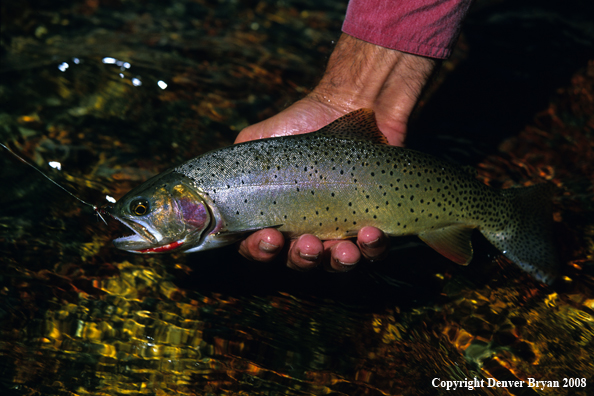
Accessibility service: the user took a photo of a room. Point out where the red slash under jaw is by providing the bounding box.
[135,240,184,253]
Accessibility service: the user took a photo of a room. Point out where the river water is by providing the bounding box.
[1,1,593,395]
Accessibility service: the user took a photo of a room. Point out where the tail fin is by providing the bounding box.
[480,184,558,285]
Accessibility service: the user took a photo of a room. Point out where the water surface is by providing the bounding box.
[1,1,593,395]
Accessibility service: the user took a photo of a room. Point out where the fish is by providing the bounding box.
[106,109,558,284]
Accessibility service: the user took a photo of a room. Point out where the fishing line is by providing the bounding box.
[1,142,108,224]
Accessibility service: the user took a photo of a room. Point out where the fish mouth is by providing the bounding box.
[109,215,186,253]
[110,215,160,251]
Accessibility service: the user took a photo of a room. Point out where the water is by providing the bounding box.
[1,1,593,395]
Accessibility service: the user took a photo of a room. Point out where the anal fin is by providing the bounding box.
[418,225,475,265]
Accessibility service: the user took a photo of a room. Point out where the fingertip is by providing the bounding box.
[328,240,360,272]
[357,226,389,262]
[238,229,284,262]
[358,226,384,245]
[258,230,284,253]
[287,234,323,271]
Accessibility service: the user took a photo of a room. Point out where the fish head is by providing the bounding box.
[108,171,211,253]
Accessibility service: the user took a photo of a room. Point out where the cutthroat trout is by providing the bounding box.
[107,109,558,284]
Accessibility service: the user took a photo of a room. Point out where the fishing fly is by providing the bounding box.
[1,142,109,225]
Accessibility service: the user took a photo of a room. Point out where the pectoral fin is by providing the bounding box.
[344,229,360,237]
[214,224,284,239]
[418,225,475,265]
[183,225,284,253]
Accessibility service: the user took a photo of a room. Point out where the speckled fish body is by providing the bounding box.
[108,109,558,284]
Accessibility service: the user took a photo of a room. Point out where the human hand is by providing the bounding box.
[238,226,389,272]
[235,33,435,271]
[235,33,436,146]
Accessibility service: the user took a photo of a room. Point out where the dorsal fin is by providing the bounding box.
[314,109,389,145]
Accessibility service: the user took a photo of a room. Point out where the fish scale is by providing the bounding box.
[108,109,558,285]
[176,133,509,240]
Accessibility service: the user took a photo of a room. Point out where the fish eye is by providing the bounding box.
[130,199,150,216]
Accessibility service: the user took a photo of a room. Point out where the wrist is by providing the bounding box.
[312,33,436,145]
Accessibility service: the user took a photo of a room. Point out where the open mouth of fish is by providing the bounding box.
[98,204,158,247]
[111,215,159,247]
[110,215,187,253]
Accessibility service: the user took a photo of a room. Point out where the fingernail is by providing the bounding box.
[259,240,280,253]
[334,259,356,272]
[299,252,319,262]
[361,237,381,249]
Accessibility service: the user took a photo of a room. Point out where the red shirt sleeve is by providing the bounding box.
[342,0,473,59]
